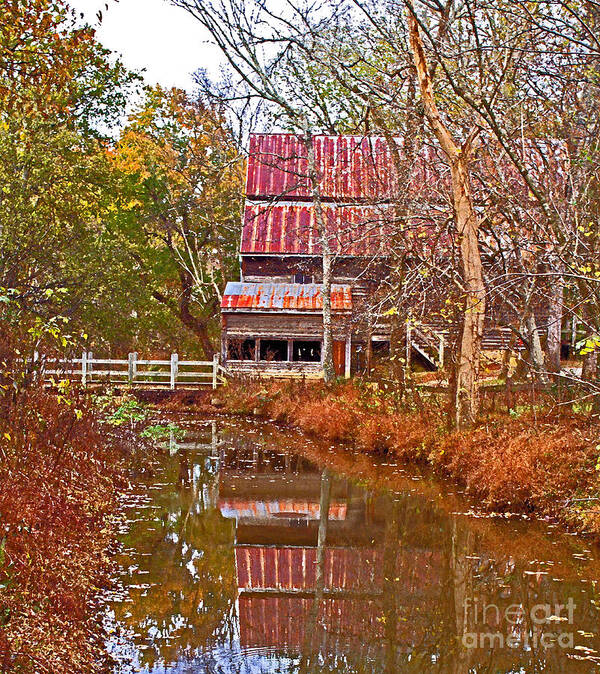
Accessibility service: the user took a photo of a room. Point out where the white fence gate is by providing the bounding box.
[42,352,228,389]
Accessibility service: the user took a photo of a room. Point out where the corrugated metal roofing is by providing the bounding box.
[241,203,392,255]
[221,282,352,311]
[246,133,399,200]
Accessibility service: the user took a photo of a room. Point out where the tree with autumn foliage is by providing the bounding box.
[0,4,143,672]
[0,0,139,356]
[111,86,244,358]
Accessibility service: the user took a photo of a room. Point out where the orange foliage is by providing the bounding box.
[213,378,600,535]
[0,343,128,672]
[434,414,599,515]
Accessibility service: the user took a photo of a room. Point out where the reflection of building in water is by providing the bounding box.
[216,438,441,663]
[109,421,599,673]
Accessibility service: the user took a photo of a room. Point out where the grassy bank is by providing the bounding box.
[0,382,133,673]
[211,378,600,537]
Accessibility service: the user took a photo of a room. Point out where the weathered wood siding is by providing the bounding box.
[223,312,349,339]
[241,255,389,283]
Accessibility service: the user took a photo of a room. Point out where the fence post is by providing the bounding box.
[170,353,178,390]
[128,352,136,385]
[212,353,219,389]
[87,352,93,384]
[81,351,87,387]
[439,334,445,369]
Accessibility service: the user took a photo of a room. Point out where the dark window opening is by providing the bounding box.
[228,338,256,361]
[294,273,313,284]
[372,340,390,357]
[259,339,288,361]
[293,340,322,362]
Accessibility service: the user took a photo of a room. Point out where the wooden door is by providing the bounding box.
[333,340,345,377]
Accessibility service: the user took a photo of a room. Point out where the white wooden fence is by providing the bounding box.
[42,352,228,389]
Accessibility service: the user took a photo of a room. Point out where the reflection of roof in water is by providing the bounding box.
[235,545,439,594]
[219,499,347,521]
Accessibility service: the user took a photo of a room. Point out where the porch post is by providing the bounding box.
[345,333,351,379]
[221,316,228,365]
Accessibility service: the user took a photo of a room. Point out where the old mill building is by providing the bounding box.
[220,133,551,378]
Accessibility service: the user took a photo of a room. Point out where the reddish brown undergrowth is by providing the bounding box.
[0,343,129,672]
[433,413,600,519]
[214,378,600,534]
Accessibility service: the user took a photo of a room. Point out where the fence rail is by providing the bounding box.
[41,352,228,389]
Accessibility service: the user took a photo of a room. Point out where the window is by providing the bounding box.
[293,273,313,284]
[293,340,322,362]
[228,338,256,361]
[259,339,288,361]
[372,340,390,357]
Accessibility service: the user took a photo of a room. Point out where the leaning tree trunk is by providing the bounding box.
[450,156,486,426]
[407,6,485,426]
[305,127,335,383]
[151,269,216,359]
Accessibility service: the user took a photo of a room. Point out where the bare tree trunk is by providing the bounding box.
[407,6,485,426]
[582,350,598,381]
[547,269,563,373]
[304,127,335,383]
[390,305,407,394]
[372,72,421,392]
[451,157,486,426]
[365,311,373,376]
[524,312,548,385]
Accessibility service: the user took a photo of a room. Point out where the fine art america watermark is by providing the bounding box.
[462,598,576,649]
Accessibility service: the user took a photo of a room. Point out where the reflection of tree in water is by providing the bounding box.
[113,444,236,670]
[291,484,600,673]
[109,420,600,673]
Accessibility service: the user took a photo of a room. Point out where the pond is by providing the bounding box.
[103,418,600,673]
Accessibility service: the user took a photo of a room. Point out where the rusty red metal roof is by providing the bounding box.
[221,282,352,311]
[246,133,399,201]
[241,202,393,255]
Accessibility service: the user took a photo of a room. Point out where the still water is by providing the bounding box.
[104,418,600,673]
